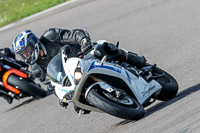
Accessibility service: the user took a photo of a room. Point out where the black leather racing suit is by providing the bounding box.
[31,28,91,82]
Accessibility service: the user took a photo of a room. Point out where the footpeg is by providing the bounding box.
[78,109,85,118]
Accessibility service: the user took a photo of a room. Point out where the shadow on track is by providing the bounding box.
[5,91,53,112]
[112,83,200,127]
[5,97,36,112]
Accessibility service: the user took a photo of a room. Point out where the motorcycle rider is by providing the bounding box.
[12,28,146,112]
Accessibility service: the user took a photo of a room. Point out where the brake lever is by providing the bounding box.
[77,48,94,59]
[77,52,84,58]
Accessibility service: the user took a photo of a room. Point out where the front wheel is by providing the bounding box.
[152,67,179,101]
[7,75,47,98]
[86,87,145,120]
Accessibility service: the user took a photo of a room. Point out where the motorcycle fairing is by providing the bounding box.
[52,53,162,106]
[82,60,162,104]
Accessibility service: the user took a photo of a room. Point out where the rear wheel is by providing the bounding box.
[7,75,47,98]
[86,87,145,120]
[153,67,178,101]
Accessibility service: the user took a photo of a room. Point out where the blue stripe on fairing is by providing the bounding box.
[125,71,131,84]
[59,88,70,92]
[88,61,121,73]
[68,70,74,80]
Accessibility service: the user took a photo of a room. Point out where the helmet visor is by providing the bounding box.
[20,45,34,61]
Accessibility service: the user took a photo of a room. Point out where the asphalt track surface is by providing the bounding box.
[0,0,200,132]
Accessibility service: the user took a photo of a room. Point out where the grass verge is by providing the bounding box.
[0,0,68,27]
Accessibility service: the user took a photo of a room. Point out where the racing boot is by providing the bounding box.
[126,52,147,68]
[94,42,146,68]
[117,49,147,68]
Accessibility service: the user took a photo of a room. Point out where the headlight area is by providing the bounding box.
[74,71,82,81]
[74,61,83,84]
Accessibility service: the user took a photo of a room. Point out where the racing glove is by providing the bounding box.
[31,63,45,82]
[80,38,92,53]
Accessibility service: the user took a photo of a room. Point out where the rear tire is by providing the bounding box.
[7,75,47,98]
[153,67,178,101]
[86,87,145,120]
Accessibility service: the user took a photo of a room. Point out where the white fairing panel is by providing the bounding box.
[85,60,162,104]
[52,57,79,100]
[51,82,74,100]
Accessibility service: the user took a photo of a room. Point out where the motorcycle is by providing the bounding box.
[47,41,178,120]
[0,53,47,104]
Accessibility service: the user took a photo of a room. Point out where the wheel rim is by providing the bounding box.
[102,90,134,105]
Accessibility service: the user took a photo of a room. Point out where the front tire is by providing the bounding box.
[153,67,178,101]
[7,75,47,98]
[86,87,145,120]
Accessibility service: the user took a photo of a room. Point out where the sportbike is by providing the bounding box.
[47,41,178,120]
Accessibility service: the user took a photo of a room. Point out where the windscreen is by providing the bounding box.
[47,53,66,84]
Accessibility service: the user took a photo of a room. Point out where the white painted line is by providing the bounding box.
[0,0,77,32]
[0,23,16,32]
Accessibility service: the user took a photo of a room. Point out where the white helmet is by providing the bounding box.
[12,30,40,64]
